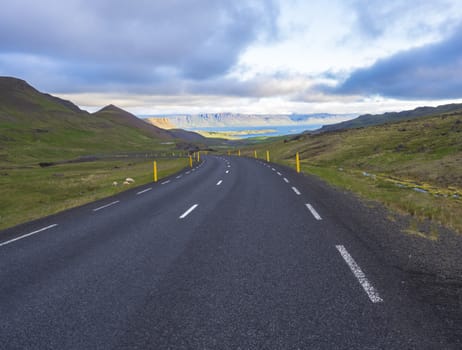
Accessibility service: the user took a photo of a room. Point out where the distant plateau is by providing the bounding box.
[144,113,357,138]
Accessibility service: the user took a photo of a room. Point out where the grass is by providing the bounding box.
[0,157,189,230]
[244,112,462,236]
[0,79,197,230]
[0,113,188,231]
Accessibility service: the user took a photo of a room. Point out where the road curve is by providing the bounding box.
[0,155,454,349]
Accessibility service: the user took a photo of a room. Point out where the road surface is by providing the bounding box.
[0,155,455,349]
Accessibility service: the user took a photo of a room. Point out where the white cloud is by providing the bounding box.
[2,0,462,115]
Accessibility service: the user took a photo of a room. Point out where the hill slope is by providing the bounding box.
[93,105,172,140]
[315,103,462,133]
[0,76,88,120]
[0,77,178,165]
[254,110,462,234]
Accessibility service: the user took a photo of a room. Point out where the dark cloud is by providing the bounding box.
[330,25,462,99]
[0,0,278,91]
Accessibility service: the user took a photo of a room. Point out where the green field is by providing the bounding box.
[246,112,462,235]
[0,157,189,230]
[0,78,197,230]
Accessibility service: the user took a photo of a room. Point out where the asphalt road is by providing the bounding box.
[0,155,456,349]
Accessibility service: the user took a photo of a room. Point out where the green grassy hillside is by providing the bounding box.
[0,77,178,166]
[250,111,462,235]
[0,77,191,230]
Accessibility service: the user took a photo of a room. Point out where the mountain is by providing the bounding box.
[0,77,185,165]
[167,129,208,142]
[93,104,172,140]
[94,106,210,143]
[0,76,89,120]
[145,113,356,129]
[314,103,462,133]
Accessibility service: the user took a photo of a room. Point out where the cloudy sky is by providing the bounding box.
[1,0,462,115]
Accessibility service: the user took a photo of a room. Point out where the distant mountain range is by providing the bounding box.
[314,103,462,133]
[3,75,462,149]
[146,113,357,129]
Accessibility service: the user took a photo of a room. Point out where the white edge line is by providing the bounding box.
[305,203,322,220]
[176,175,182,179]
[93,200,120,212]
[216,180,223,186]
[179,204,199,219]
[335,245,383,303]
[283,178,290,183]
[225,170,230,174]
[291,186,301,195]
[277,172,282,176]
[161,180,171,185]
[0,224,58,247]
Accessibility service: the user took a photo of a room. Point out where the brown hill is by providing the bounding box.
[93,105,173,140]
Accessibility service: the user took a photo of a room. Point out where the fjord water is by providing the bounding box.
[190,125,322,138]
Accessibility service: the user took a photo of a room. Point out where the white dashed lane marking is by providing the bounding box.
[305,203,322,220]
[179,204,199,219]
[291,187,301,195]
[0,224,58,247]
[93,201,120,212]
[136,188,152,195]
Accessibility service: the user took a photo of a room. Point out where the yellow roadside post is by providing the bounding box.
[254,150,257,159]
[197,151,200,162]
[266,150,270,162]
[296,152,301,173]
[238,149,241,157]
[189,155,193,168]
[228,150,230,156]
[153,161,158,182]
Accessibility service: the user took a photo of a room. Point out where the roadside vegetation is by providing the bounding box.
[0,78,196,230]
[0,157,189,230]
[248,111,462,235]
